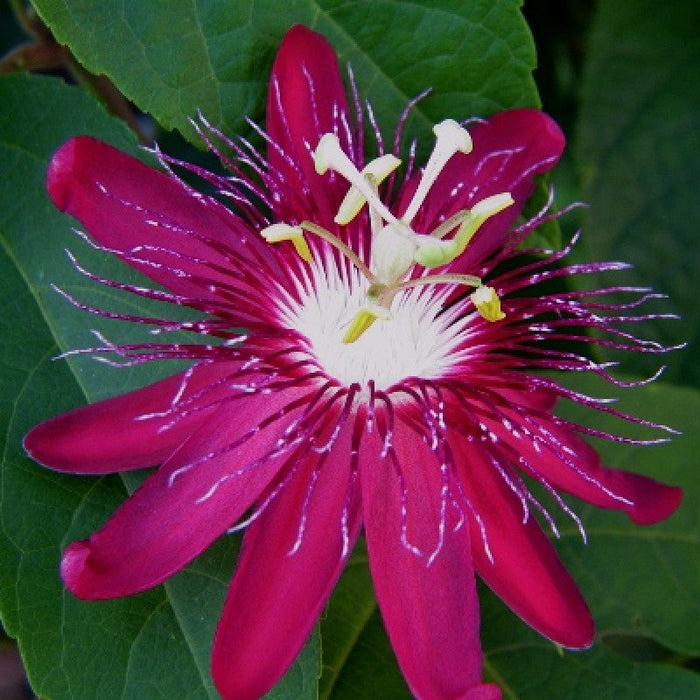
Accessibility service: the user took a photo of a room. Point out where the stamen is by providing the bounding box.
[342,303,392,344]
[260,223,312,262]
[401,119,473,224]
[471,285,506,322]
[458,192,514,242]
[335,153,401,225]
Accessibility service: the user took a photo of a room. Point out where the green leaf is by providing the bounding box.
[483,634,700,700]
[0,72,318,700]
[575,0,700,387]
[31,0,539,144]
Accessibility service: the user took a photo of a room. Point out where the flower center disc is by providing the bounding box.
[279,259,468,390]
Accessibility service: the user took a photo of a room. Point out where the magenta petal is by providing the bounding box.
[487,410,682,525]
[497,385,558,412]
[47,136,264,303]
[452,433,594,649]
[60,385,307,599]
[267,25,351,225]
[400,109,565,270]
[360,412,499,700]
[24,361,240,473]
[212,418,361,700]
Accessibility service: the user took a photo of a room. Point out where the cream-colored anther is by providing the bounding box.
[313,134,397,225]
[335,154,401,225]
[401,120,473,225]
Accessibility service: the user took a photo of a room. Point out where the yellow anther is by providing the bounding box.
[335,154,402,225]
[457,192,514,248]
[470,285,506,322]
[260,223,312,263]
[440,191,514,259]
[342,303,392,343]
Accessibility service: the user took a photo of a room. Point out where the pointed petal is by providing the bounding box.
[486,408,682,525]
[266,25,351,225]
[24,361,240,473]
[47,137,268,303]
[399,109,565,269]
[60,385,307,599]
[212,413,361,700]
[360,410,498,700]
[452,432,594,649]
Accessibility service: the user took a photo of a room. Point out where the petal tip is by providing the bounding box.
[487,108,566,163]
[464,684,503,700]
[22,420,66,471]
[60,540,94,599]
[540,594,596,650]
[23,412,83,473]
[47,137,82,211]
[278,23,332,54]
[559,619,596,650]
[630,483,683,525]
[46,135,116,214]
[22,425,40,462]
[534,606,595,650]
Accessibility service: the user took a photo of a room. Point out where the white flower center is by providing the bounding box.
[276,256,469,390]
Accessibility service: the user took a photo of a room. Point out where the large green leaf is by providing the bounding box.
[0,72,319,700]
[31,0,539,144]
[575,0,700,387]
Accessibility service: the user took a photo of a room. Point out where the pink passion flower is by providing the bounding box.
[25,24,682,700]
